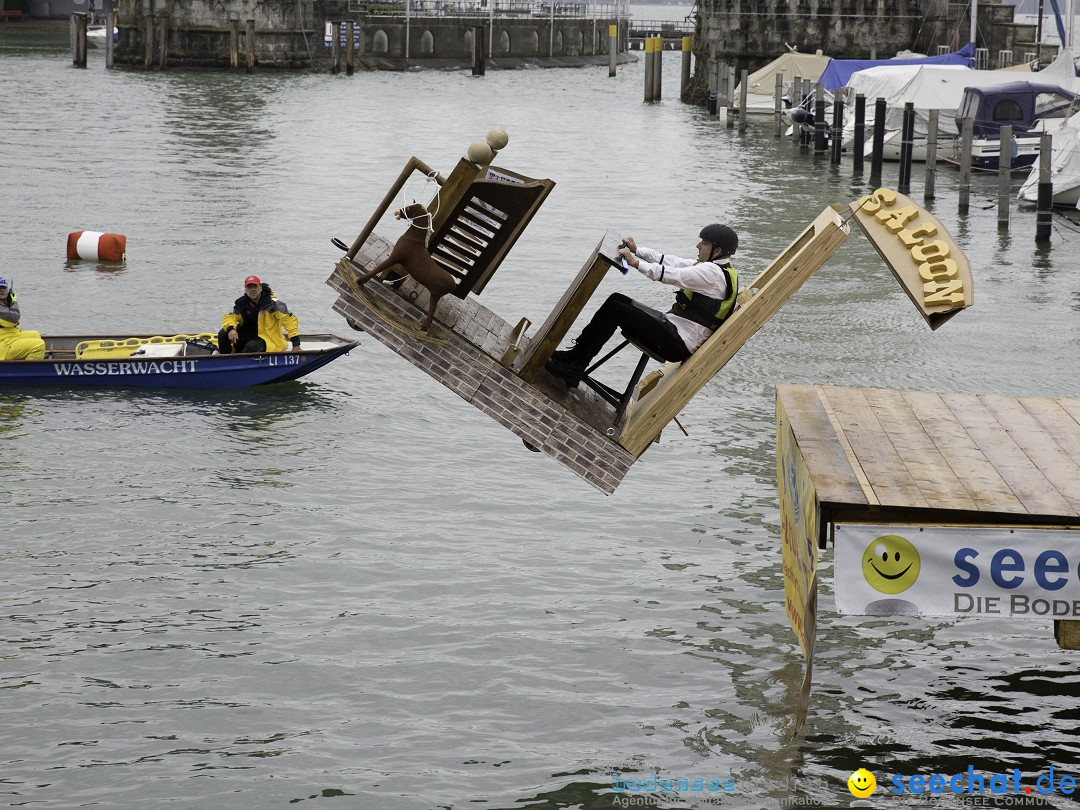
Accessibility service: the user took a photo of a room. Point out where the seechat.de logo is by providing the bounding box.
[848,768,877,798]
[862,535,922,595]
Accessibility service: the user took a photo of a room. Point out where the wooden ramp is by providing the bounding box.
[778,384,1080,530]
[778,384,1080,708]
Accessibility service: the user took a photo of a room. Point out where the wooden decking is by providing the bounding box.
[778,384,1080,528]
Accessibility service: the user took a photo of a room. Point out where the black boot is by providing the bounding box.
[546,349,588,388]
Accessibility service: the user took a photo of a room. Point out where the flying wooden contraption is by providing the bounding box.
[326,131,974,494]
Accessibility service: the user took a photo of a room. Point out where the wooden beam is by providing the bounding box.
[618,205,850,457]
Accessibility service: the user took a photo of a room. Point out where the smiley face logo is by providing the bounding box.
[861,534,921,595]
[847,768,877,798]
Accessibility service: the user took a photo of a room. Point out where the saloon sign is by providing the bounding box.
[850,189,974,330]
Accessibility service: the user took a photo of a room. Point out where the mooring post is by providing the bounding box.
[998,124,1012,229]
[1036,132,1053,243]
[774,73,783,138]
[726,64,736,127]
[655,36,664,102]
[346,21,356,74]
[870,96,885,187]
[680,36,692,100]
[791,77,802,147]
[72,12,88,67]
[830,90,843,164]
[853,94,865,174]
[643,35,654,102]
[958,116,973,212]
[157,14,168,69]
[229,17,239,70]
[813,83,827,155]
[738,68,748,132]
[608,23,616,77]
[143,14,153,70]
[245,19,255,74]
[898,102,915,193]
[331,21,340,73]
[105,3,115,69]
[924,109,938,200]
[472,25,486,75]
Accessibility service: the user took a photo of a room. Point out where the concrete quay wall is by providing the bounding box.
[111,0,627,69]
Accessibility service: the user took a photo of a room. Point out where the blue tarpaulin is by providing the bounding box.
[817,43,975,91]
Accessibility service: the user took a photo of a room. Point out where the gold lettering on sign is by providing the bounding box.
[856,189,967,310]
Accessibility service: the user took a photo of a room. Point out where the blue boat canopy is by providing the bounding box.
[955,81,1080,137]
[818,43,975,92]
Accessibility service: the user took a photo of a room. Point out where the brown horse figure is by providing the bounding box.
[354,203,457,331]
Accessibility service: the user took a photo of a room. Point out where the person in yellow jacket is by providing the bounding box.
[217,274,301,354]
[0,278,46,361]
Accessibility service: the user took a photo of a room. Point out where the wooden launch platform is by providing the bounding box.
[780,385,1080,530]
[778,384,1080,652]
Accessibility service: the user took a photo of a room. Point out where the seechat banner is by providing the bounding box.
[834,525,1080,619]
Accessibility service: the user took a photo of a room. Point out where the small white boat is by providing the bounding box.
[1017,110,1080,207]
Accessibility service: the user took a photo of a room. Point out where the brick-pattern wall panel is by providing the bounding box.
[327,262,635,494]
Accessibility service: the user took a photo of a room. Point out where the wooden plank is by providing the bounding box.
[818,386,930,509]
[776,385,867,507]
[940,392,1076,518]
[900,389,1025,514]
[860,387,979,511]
[620,205,850,456]
[1021,396,1080,462]
[983,395,1080,515]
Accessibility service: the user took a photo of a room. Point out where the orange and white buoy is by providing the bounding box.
[67,230,127,262]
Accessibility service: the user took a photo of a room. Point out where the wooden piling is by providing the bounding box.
[813,83,827,155]
[726,64,736,127]
[1036,132,1053,243]
[924,109,938,200]
[898,102,915,193]
[738,68,748,132]
[958,116,973,212]
[229,18,239,70]
[998,124,1012,229]
[608,24,616,77]
[245,19,255,74]
[157,14,168,69]
[331,21,341,73]
[870,97,885,187]
[774,73,784,138]
[72,12,88,68]
[791,78,802,147]
[853,94,865,174]
[472,25,486,75]
[830,91,843,164]
[105,7,115,69]
[143,14,153,70]
[680,36,691,99]
[346,21,356,75]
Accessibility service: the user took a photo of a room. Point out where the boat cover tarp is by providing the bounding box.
[818,43,975,91]
[734,50,833,105]
[958,82,1080,137]
[1017,109,1080,206]
[841,50,1080,136]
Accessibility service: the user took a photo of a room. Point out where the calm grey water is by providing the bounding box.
[2,15,1080,810]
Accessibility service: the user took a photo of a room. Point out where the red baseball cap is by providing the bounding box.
[244,275,261,286]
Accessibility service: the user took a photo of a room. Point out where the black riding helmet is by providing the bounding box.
[699,224,738,258]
